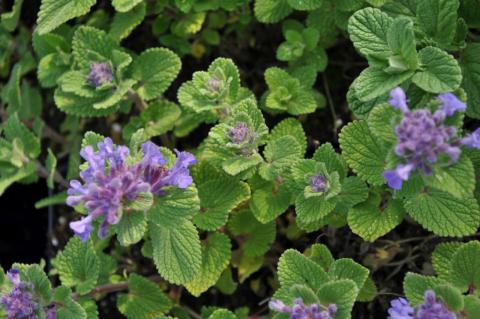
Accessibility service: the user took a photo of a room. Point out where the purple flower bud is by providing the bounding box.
[228,122,250,144]
[269,298,337,319]
[387,297,414,319]
[437,93,466,117]
[416,290,457,319]
[461,128,480,149]
[67,138,196,241]
[389,87,409,113]
[87,62,113,87]
[310,174,327,193]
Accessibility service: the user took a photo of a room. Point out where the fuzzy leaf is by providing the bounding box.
[109,2,146,42]
[117,211,147,246]
[54,286,87,319]
[72,26,120,69]
[52,237,99,295]
[250,179,292,223]
[1,0,24,31]
[403,273,445,305]
[317,280,358,319]
[353,67,414,101]
[117,274,172,319]
[36,0,96,35]
[269,118,307,156]
[460,43,480,118]
[329,259,369,291]
[287,0,323,10]
[432,241,463,280]
[254,0,292,23]
[417,0,459,48]
[450,241,480,292]
[185,233,231,296]
[112,0,143,12]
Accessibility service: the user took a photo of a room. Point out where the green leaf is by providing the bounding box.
[348,193,405,242]
[117,274,172,319]
[46,148,57,189]
[38,53,70,88]
[460,43,480,119]
[36,0,96,35]
[450,241,480,292]
[404,189,480,236]
[1,0,24,31]
[4,113,41,158]
[117,211,147,246]
[14,264,52,303]
[463,295,480,319]
[149,219,201,284]
[54,286,87,319]
[329,259,369,291]
[109,2,146,42]
[357,277,378,302]
[35,191,68,209]
[312,143,348,180]
[185,233,231,296]
[193,178,250,231]
[52,237,99,295]
[209,309,236,319]
[433,285,464,312]
[254,0,292,23]
[348,8,393,59]
[260,136,302,181]
[412,47,462,93]
[386,17,418,70]
[432,241,462,280]
[72,26,120,69]
[305,244,335,272]
[228,209,276,257]
[367,103,400,146]
[339,120,388,186]
[250,179,292,223]
[277,249,330,290]
[112,0,143,12]
[148,186,200,226]
[287,0,323,10]
[416,0,459,48]
[0,162,37,196]
[269,118,307,156]
[317,280,358,319]
[403,273,445,305]
[132,48,181,101]
[295,194,337,226]
[352,67,414,101]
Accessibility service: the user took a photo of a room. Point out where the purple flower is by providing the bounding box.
[388,298,414,319]
[310,174,327,192]
[437,93,466,117]
[461,128,480,149]
[269,298,337,319]
[416,290,456,319]
[228,122,251,144]
[87,62,113,87]
[389,87,409,113]
[1,269,39,319]
[384,89,465,190]
[67,138,196,241]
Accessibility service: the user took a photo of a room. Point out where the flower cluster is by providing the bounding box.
[388,290,456,319]
[384,87,480,190]
[269,298,337,319]
[67,138,196,241]
[87,62,114,87]
[1,269,42,319]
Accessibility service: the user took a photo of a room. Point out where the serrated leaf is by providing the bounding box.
[36,0,96,35]
[4,113,41,158]
[317,280,358,319]
[463,295,480,319]
[450,241,480,292]
[13,264,52,303]
[112,0,143,12]
[367,103,400,146]
[260,136,302,181]
[269,118,307,156]
[386,17,418,70]
[403,273,445,305]
[460,43,480,119]
[209,309,236,319]
[432,241,462,280]
[287,0,322,10]
[335,176,369,213]
[417,0,459,48]
[0,162,37,196]
[117,211,147,246]
[305,244,335,272]
[193,178,250,231]
[109,2,146,42]
[148,186,200,226]
[348,193,405,242]
[254,0,292,23]
[434,285,464,312]
[348,8,393,59]
[185,233,231,296]
[72,26,119,69]
[312,143,348,180]
[250,180,292,223]
[404,189,480,236]
[295,194,336,226]
[357,277,378,302]
[54,286,87,319]
[329,259,369,291]
[339,120,388,186]
[52,237,99,295]
[149,219,201,285]
[132,48,181,101]
[117,274,172,319]
[412,47,462,93]
[353,67,414,101]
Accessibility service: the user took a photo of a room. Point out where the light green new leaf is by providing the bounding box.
[52,237,99,295]
[417,0,459,48]
[312,143,348,180]
[412,47,462,93]
[450,241,480,292]
[132,48,181,101]
[185,233,231,296]
[36,0,96,35]
[339,120,388,186]
[117,211,147,246]
[117,274,172,319]
[112,0,143,12]
[348,8,393,59]
[431,241,462,280]
[72,26,120,69]
[348,193,405,242]
[254,0,292,23]
[149,220,201,284]
[404,189,480,236]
